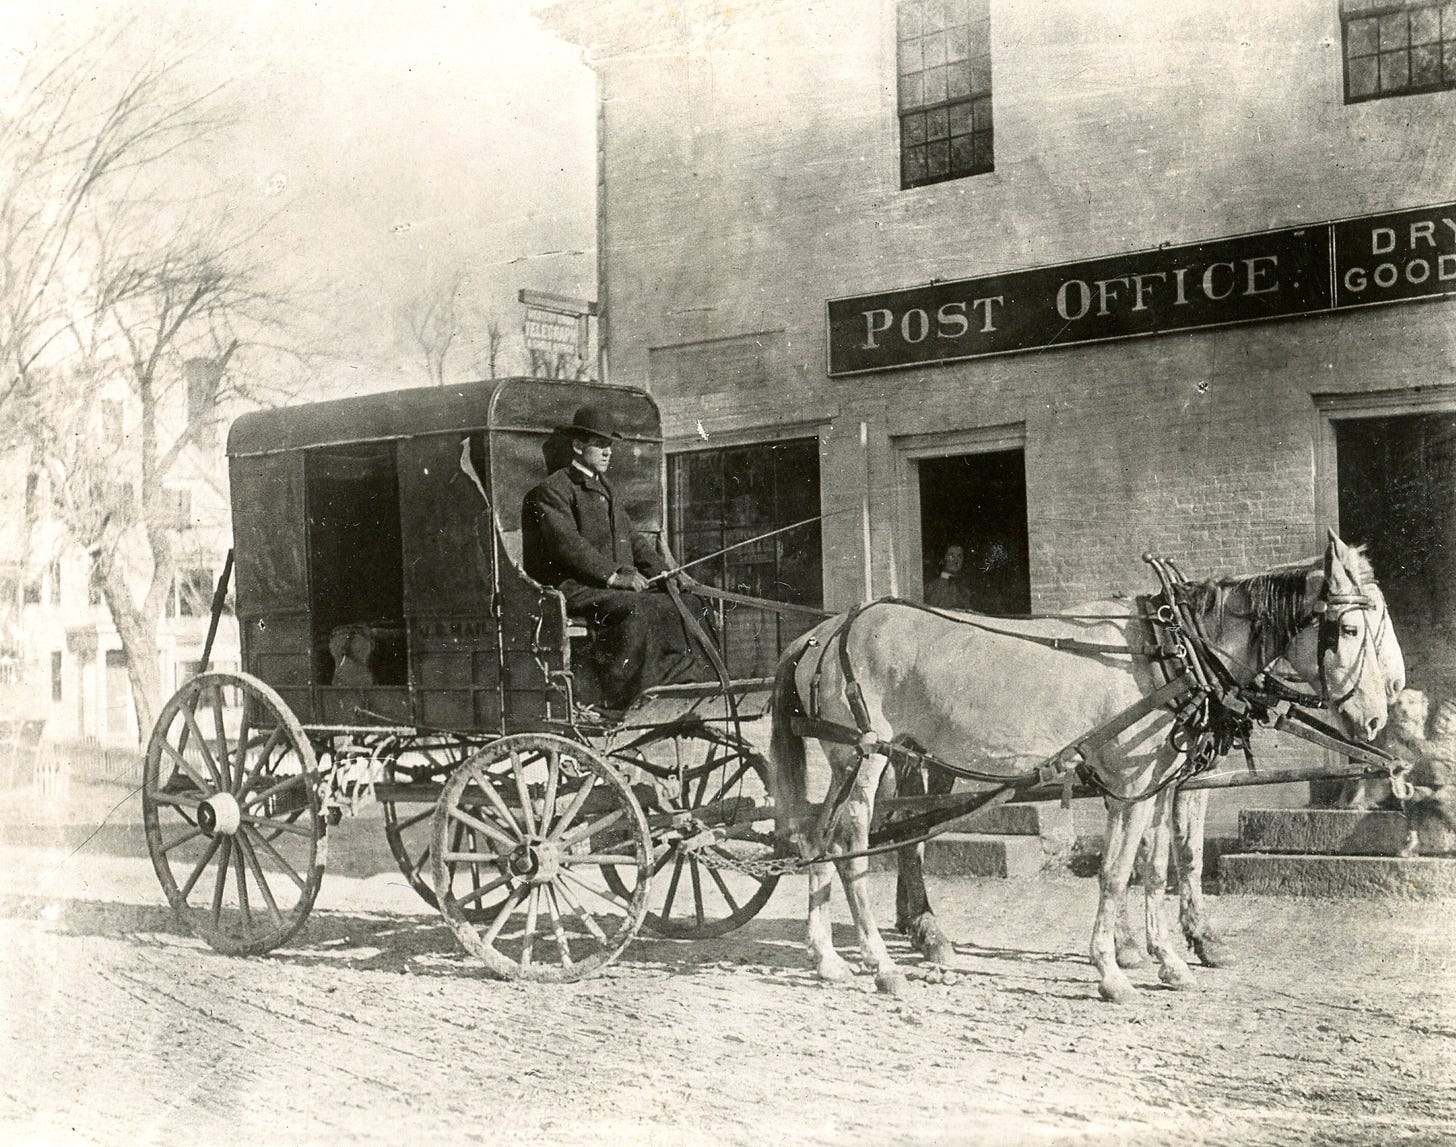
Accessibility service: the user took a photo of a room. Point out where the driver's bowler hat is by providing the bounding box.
[563,405,624,442]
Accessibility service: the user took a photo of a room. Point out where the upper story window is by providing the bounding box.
[1341,0,1456,102]
[898,0,993,188]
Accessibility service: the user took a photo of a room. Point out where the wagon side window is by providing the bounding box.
[305,442,407,688]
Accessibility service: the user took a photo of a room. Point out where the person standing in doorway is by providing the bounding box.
[924,543,972,610]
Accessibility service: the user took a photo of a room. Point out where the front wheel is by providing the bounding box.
[430,734,651,981]
[142,672,325,955]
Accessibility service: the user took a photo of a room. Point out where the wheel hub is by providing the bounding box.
[197,792,242,837]
[509,838,561,885]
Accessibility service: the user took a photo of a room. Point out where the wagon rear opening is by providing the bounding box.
[305,442,408,692]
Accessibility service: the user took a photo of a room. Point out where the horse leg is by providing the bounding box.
[805,855,853,982]
[1110,799,1148,968]
[801,744,855,983]
[1091,794,1159,1003]
[1137,787,1196,990]
[1172,788,1235,967]
[835,751,907,995]
[894,760,956,965]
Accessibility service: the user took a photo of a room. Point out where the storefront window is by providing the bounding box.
[668,438,822,676]
[1341,0,1456,102]
[898,0,993,188]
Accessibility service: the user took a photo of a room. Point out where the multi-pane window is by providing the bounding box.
[667,438,822,677]
[1341,0,1456,102]
[898,0,993,188]
[167,566,225,619]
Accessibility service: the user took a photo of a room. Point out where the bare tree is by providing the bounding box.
[18,222,290,733]
[1,28,301,736]
[402,269,465,386]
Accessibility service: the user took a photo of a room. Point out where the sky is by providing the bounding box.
[3,0,599,395]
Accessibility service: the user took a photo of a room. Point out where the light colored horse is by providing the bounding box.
[769,534,1402,1002]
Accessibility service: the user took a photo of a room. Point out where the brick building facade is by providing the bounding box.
[549,0,1456,700]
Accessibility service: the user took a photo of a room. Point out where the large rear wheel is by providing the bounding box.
[430,734,651,981]
[606,728,779,939]
[142,672,324,955]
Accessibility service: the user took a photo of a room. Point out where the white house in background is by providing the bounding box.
[0,432,239,748]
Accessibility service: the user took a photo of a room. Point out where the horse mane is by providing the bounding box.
[1186,546,1375,665]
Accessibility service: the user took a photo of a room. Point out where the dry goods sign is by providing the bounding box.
[825,201,1456,376]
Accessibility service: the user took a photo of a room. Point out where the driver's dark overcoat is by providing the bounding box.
[522,464,693,708]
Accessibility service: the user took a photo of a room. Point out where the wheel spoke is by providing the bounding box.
[660,852,685,920]
[480,886,528,947]
[392,806,433,834]
[239,811,314,838]
[181,701,225,789]
[233,835,253,933]
[177,837,222,902]
[157,737,213,793]
[446,871,513,911]
[552,876,608,943]
[559,852,641,866]
[703,759,752,807]
[151,791,203,812]
[521,886,539,967]
[211,681,233,791]
[510,749,538,838]
[159,824,206,854]
[210,838,233,929]
[244,825,308,892]
[235,833,285,929]
[544,886,574,968]
[556,807,624,849]
[244,772,306,811]
[544,772,597,842]
[541,749,560,832]
[467,769,527,843]
[689,856,705,928]
[705,861,742,914]
[446,804,517,852]
[237,727,284,798]
[232,696,253,797]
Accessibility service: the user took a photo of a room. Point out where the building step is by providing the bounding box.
[1238,808,1456,857]
[1219,853,1456,899]
[870,832,1047,879]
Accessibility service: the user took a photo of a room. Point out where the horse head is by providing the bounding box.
[1282,530,1404,741]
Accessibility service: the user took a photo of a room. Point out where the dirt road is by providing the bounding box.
[1,782,1454,1146]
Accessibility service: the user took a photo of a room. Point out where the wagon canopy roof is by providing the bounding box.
[226,377,662,458]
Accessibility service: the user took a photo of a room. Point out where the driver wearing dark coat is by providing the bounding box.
[522,405,698,710]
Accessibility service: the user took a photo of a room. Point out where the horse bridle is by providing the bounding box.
[1302,556,1381,711]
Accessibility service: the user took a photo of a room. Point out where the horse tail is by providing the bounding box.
[769,627,817,845]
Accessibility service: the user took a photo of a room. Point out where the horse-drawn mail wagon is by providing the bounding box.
[142,376,1409,993]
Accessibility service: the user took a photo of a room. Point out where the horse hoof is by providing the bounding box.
[1115,944,1148,970]
[922,935,956,966]
[1190,936,1236,968]
[1098,976,1137,1004]
[814,955,854,983]
[876,970,908,996]
[1157,963,1197,991]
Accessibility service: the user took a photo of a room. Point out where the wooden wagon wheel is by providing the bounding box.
[379,737,481,911]
[142,671,324,956]
[430,734,651,981]
[605,727,779,939]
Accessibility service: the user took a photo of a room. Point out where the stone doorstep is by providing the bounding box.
[1219,853,1456,899]
[869,832,1047,879]
[1238,808,1456,857]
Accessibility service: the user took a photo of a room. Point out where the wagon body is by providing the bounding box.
[226,377,664,734]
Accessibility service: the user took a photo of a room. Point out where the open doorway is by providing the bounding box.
[1336,412,1456,703]
[917,449,1030,615]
